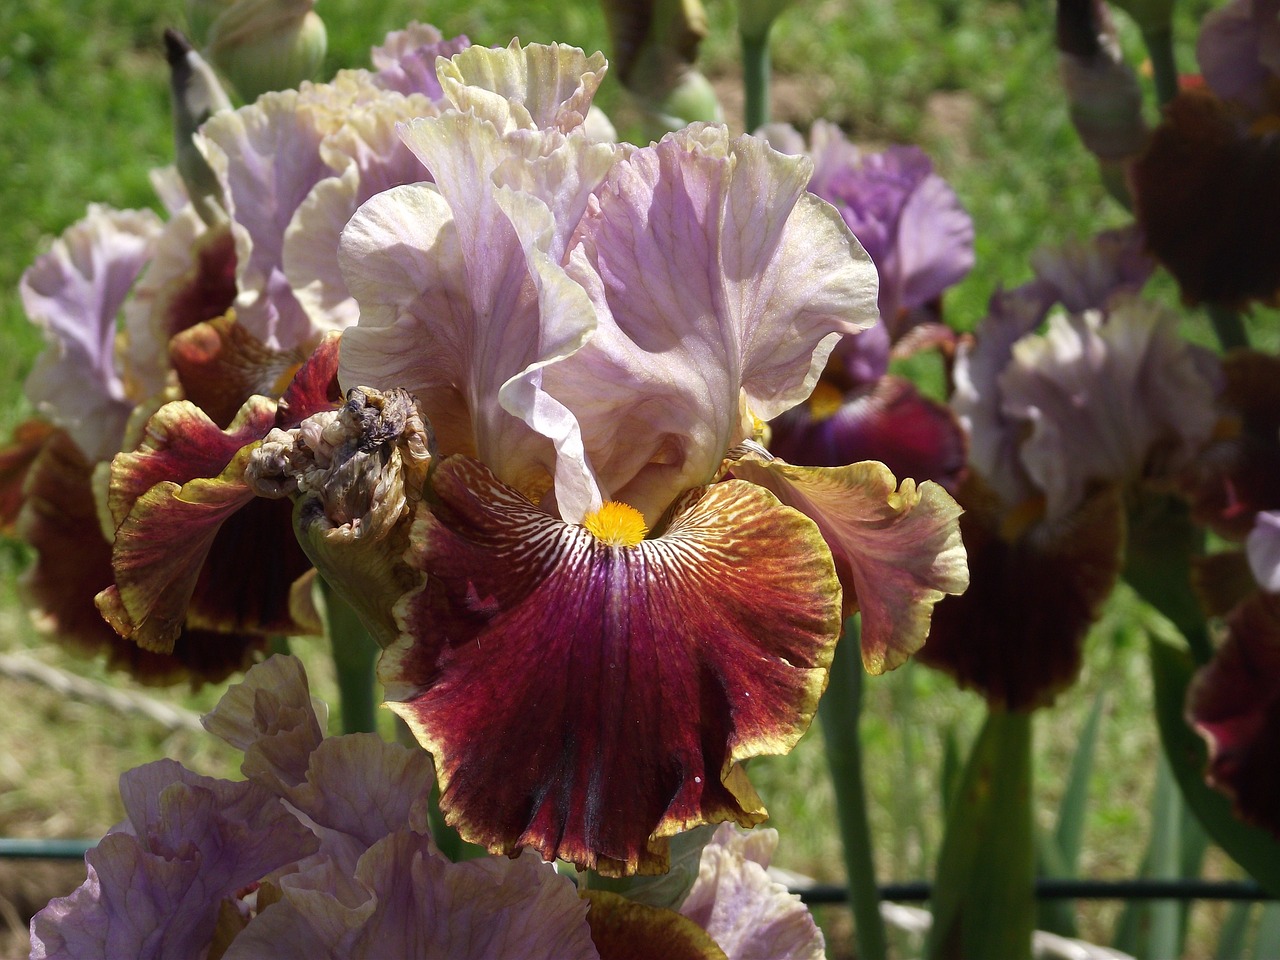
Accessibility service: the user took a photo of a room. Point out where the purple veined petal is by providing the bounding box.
[197,90,336,350]
[31,760,317,960]
[552,124,878,524]
[998,296,1219,523]
[369,21,471,98]
[21,205,163,462]
[340,112,617,517]
[679,824,824,960]
[384,455,841,875]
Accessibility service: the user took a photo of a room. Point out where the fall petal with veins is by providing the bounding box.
[385,456,840,875]
[732,455,967,674]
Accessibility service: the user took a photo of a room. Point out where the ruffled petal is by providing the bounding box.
[224,839,597,960]
[197,90,335,349]
[119,210,238,406]
[1188,590,1280,837]
[552,125,878,523]
[678,824,824,960]
[732,454,967,673]
[99,342,340,652]
[339,110,617,515]
[369,23,471,98]
[998,296,1220,523]
[30,761,317,960]
[917,475,1124,710]
[385,456,841,875]
[438,41,608,133]
[21,204,163,461]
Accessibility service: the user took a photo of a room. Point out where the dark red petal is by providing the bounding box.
[1183,350,1280,539]
[18,429,262,684]
[0,419,55,531]
[276,333,343,428]
[1188,591,1280,837]
[768,376,968,493]
[1131,89,1280,308]
[917,474,1124,710]
[169,313,307,429]
[386,456,841,875]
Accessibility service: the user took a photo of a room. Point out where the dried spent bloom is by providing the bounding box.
[327,41,966,874]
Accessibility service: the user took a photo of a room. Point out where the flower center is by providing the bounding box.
[582,501,648,547]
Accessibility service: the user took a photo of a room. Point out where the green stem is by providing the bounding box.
[818,618,888,960]
[1141,26,1179,108]
[927,708,1034,960]
[1207,302,1249,351]
[741,28,772,132]
[322,578,380,735]
[267,635,291,657]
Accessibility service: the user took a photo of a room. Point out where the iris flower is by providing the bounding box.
[31,655,826,959]
[297,41,968,875]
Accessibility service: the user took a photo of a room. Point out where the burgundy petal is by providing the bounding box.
[768,376,967,494]
[0,418,55,531]
[917,475,1124,710]
[386,456,841,875]
[1188,590,1280,837]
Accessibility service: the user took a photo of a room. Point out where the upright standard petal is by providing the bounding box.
[385,456,841,875]
[21,205,163,461]
[552,125,878,523]
[732,452,967,673]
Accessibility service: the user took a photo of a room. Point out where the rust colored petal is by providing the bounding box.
[917,474,1125,710]
[584,890,727,960]
[1131,88,1280,308]
[169,312,307,429]
[0,419,55,532]
[1188,591,1280,837]
[385,457,841,876]
[19,429,261,684]
[732,454,968,674]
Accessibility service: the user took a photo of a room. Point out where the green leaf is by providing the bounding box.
[926,708,1035,960]
[1254,903,1280,958]
[1148,630,1280,896]
[1056,691,1106,870]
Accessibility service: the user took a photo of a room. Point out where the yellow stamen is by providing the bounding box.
[582,501,648,547]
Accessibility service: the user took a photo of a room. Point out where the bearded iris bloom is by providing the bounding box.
[295,41,969,876]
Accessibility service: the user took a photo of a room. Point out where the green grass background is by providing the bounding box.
[0,0,1263,956]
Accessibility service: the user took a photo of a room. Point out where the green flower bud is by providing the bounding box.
[205,0,327,102]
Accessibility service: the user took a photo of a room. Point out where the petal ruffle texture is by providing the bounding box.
[1188,590,1280,837]
[21,204,163,461]
[385,456,841,875]
[732,454,967,673]
[997,297,1219,523]
[678,824,825,960]
[551,125,878,523]
[225,841,597,960]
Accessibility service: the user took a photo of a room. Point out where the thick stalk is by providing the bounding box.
[740,29,772,132]
[1141,26,1179,108]
[926,707,1035,960]
[322,578,380,735]
[818,618,888,960]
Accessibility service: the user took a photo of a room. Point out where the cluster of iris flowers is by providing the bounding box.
[9,0,1280,955]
